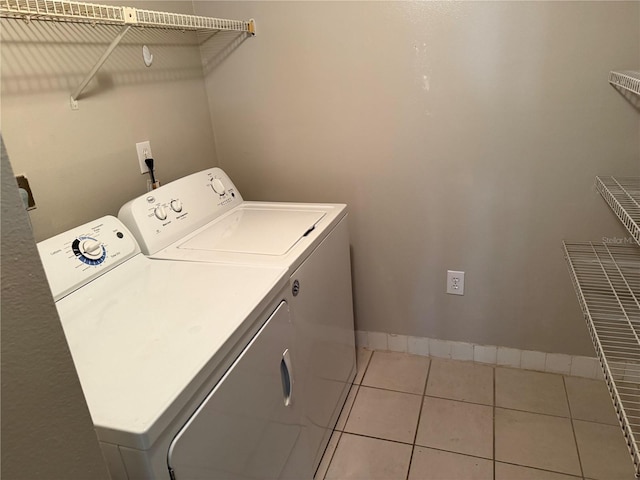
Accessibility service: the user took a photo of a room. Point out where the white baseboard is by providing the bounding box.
[355,330,604,380]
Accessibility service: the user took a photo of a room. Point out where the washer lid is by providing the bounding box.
[178,206,326,255]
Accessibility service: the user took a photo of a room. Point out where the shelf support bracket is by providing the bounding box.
[70,25,132,110]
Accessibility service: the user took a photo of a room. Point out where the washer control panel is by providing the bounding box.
[118,167,243,255]
[37,216,139,301]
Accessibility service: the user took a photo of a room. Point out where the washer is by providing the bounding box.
[37,216,312,480]
[119,167,357,473]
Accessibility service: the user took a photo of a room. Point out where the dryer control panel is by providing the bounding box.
[37,216,139,301]
[118,167,243,255]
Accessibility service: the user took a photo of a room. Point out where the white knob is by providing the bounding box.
[212,178,226,195]
[80,239,103,259]
[170,199,182,212]
[154,206,167,220]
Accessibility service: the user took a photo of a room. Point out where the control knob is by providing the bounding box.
[212,178,226,195]
[80,239,103,259]
[72,236,106,265]
[154,205,168,220]
[170,199,183,212]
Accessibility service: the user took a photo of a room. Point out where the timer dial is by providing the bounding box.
[72,236,107,266]
[212,178,226,195]
[80,239,103,259]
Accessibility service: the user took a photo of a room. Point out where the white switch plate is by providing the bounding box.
[135,141,153,174]
[447,270,465,295]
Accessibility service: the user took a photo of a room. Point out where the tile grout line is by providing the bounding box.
[354,381,613,426]
[347,350,373,411]
[563,375,585,479]
[405,357,432,480]
[317,431,342,480]
[340,431,416,448]
[356,383,433,398]
[496,459,587,478]
[338,350,374,430]
[322,349,375,478]
[405,443,496,463]
[356,378,493,405]
[338,384,359,431]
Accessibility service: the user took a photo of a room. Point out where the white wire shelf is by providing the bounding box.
[0,0,255,108]
[563,241,640,476]
[610,71,640,97]
[0,0,255,33]
[596,176,640,247]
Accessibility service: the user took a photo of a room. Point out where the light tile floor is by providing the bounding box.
[316,349,634,480]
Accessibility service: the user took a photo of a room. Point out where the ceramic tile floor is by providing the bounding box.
[316,349,634,480]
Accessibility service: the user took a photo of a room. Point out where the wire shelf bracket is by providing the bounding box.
[610,71,640,97]
[68,23,130,110]
[0,0,256,109]
[563,241,640,477]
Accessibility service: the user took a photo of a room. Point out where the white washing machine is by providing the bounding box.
[118,167,357,474]
[37,216,313,480]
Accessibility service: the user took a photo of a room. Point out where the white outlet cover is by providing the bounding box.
[135,141,152,174]
[447,270,465,295]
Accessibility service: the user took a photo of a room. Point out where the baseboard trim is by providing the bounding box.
[355,330,603,380]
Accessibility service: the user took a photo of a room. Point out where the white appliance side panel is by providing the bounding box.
[99,442,129,480]
[290,216,357,472]
[178,208,326,255]
[168,301,312,480]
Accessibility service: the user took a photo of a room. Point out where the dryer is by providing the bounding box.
[37,216,311,480]
[119,168,357,473]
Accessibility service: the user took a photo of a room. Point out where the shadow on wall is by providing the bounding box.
[611,86,640,111]
[199,30,250,76]
[0,18,250,99]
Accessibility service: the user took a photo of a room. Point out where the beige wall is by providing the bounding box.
[1,139,110,480]
[1,0,218,242]
[195,1,640,356]
[0,2,219,475]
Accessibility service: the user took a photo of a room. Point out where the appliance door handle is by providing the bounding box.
[280,348,294,407]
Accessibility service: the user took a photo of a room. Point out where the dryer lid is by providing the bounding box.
[55,254,288,449]
[178,207,326,255]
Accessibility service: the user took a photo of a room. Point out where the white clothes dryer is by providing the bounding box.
[119,168,356,474]
[38,216,311,480]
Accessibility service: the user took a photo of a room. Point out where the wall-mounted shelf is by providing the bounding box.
[563,72,640,476]
[610,71,640,97]
[0,0,256,109]
[0,0,255,33]
[596,176,640,246]
[564,241,640,477]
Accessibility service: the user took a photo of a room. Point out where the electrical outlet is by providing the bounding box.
[447,270,465,295]
[135,141,153,174]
